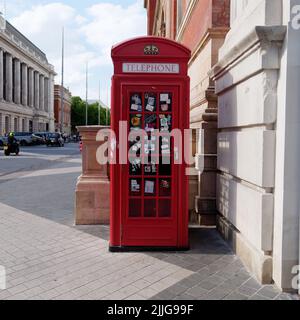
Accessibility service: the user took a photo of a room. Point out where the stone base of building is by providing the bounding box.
[75,174,110,225]
[217,214,273,285]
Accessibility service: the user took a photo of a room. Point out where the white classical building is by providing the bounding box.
[210,0,300,292]
[0,18,56,134]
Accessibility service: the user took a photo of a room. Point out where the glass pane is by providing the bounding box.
[159,114,172,132]
[145,93,157,112]
[159,199,172,218]
[144,199,156,217]
[159,93,172,112]
[145,114,157,133]
[130,114,142,131]
[129,134,142,157]
[159,157,172,176]
[144,156,158,176]
[130,93,142,112]
[144,179,156,197]
[129,199,142,217]
[159,179,171,197]
[129,178,142,196]
[129,157,142,176]
[160,136,171,155]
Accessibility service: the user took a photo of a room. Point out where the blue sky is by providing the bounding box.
[2,0,147,104]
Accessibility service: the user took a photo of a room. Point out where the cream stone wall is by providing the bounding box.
[210,0,296,287]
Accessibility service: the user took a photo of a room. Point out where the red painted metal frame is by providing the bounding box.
[110,37,191,250]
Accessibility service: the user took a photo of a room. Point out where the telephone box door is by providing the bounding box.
[121,85,179,247]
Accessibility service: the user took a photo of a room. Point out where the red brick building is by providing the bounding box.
[144,0,230,224]
[54,85,72,134]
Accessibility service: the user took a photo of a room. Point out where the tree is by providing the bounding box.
[71,96,111,133]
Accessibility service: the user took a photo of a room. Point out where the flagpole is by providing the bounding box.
[85,62,88,126]
[106,86,109,126]
[60,27,64,133]
[98,81,101,126]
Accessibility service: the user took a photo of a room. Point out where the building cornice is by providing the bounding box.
[176,0,198,42]
[209,26,287,80]
[189,27,230,66]
[0,29,56,76]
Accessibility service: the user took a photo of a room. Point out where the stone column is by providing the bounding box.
[21,63,28,106]
[75,126,110,225]
[48,73,55,132]
[44,78,49,112]
[0,113,2,134]
[5,53,13,102]
[39,75,45,111]
[28,68,34,108]
[34,71,39,109]
[0,49,3,101]
[13,59,21,105]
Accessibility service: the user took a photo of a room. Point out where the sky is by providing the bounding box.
[1,0,147,104]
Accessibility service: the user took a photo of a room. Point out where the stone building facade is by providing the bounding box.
[54,85,72,134]
[0,18,55,135]
[210,0,300,291]
[144,0,230,224]
[146,0,300,292]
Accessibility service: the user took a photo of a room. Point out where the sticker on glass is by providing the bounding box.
[130,114,142,130]
[145,93,157,112]
[130,93,142,112]
[159,114,172,132]
[145,114,157,132]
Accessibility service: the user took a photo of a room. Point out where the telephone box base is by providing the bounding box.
[109,246,190,253]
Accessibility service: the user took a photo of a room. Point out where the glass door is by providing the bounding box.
[122,86,179,247]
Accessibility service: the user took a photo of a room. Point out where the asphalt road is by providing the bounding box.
[0,143,81,178]
[0,143,82,225]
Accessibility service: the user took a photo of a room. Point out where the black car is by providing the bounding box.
[0,136,7,148]
[46,133,65,147]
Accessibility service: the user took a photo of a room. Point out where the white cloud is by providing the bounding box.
[9,1,147,99]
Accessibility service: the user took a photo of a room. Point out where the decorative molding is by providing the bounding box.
[209,26,287,80]
[189,27,230,66]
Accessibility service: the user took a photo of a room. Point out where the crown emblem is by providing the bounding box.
[144,45,159,55]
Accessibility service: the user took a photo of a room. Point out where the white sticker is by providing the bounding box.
[131,104,139,111]
[146,104,154,112]
[160,94,169,102]
[145,180,155,194]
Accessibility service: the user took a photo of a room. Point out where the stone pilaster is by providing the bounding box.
[0,113,2,134]
[5,53,13,103]
[28,68,34,108]
[0,49,3,101]
[21,63,28,106]
[39,75,44,111]
[14,59,21,105]
[34,71,39,109]
[44,78,49,112]
[48,74,55,132]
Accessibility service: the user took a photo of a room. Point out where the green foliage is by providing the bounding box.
[71,96,111,132]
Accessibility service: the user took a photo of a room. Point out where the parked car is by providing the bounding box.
[46,133,65,147]
[14,132,33,146]
[0,136,7,149]
[32,132,49,145]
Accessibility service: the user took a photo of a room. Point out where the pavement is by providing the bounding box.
[0,144,299,300]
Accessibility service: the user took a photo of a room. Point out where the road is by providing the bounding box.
[0,144,297,300]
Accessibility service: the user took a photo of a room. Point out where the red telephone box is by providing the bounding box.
[110,37,191,251]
